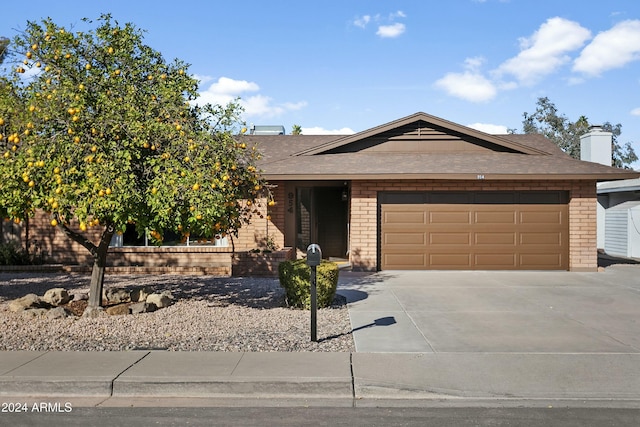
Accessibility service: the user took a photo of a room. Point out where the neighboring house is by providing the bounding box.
[12,112,640,273]
[580,127,640,259]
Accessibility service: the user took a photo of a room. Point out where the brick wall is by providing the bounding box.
[349,179,597,272]
[21,181,288,268]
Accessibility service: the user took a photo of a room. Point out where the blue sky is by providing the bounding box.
[3,1,640,166]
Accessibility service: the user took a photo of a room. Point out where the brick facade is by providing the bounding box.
[16,180,288,273]
[349,179,597,272]
[11,179,597,273]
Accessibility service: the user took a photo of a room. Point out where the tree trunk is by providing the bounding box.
[87,223,115,308]
[58,220,115,308]
[87,255,106,307]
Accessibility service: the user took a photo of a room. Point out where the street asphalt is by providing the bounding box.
[1,265,640,408]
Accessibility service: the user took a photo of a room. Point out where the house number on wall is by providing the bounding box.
[477,174,485,180]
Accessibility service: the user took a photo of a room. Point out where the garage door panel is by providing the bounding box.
[384,253,426,268]
[520,232,563,245]
[474,211,516,224]
[383,211,426,224]
[475,232,516,245]
[429,211,471,224]
[519,253,564,268]
[429,253,472,267]
[475,253,517,267]
[384,232,427,245]
[430,232,470,245]
[519,211,563,225]
[380,192,569,271]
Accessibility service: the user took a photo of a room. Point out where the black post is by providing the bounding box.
[310,264,317,342]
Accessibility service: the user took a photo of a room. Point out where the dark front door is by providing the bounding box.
[296,186,348,259]
[315,187,348,258]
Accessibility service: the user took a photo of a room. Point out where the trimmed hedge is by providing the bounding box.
[278,259,339,309]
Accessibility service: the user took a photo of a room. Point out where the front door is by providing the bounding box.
[296,186,348,258]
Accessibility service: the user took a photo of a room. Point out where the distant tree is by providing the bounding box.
[0,37,8,64]
[0,15,265,308]
[522,97,637,169]
[291,124,302,135]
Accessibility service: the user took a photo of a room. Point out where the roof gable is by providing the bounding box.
[294,112,548,156]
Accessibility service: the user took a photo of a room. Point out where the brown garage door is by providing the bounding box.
[380,191,569,270]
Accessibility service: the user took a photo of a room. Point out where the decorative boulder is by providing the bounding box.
[9,294,44,312]
[82,306,106,318]
[131,287,152,303]
[42,288,71,306]
[129,302,156,314]
[72,292,89,302]
[106,304,130,316]
[103,288,131,305]
[46,307,71,319]
[146,293,173,309]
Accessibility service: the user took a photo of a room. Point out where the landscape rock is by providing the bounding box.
[106,304,130,316]
[46,307,71,320]
[42,288,71,306]
[9,294,45,312]
[103,288,131,305]
[129,302,156,314]
[82,306,106,318]
[131,287,152,303]
[146,293,173,308]
[72,292,89,302]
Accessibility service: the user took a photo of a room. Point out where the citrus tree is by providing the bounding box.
[0,15,265,308]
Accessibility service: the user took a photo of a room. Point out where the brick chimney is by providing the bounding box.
[580,125,612,166]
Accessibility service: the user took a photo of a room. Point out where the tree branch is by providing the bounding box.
[58,221,98,258]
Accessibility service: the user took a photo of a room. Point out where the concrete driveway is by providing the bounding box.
[337,266,640,353]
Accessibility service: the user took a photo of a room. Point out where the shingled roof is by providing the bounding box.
[239,112,639,182]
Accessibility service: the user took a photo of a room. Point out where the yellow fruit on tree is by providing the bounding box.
[50,219,58,227]
[79,222,87,231]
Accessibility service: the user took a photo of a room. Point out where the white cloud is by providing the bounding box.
[631,107,640,116]
[573,20,640,76]
[353,15,371,29]
[196,76,306,119]
[466,122,509,134]
[301,126,355,135]
[390,10,406,19]
[434,65,497,103]
[496,17,591,85]
[376,23,406,38]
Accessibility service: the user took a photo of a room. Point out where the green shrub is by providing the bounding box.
[278,259,339,309]
[0,242,46,265]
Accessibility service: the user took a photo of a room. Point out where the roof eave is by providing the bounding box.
[262,172,640,181]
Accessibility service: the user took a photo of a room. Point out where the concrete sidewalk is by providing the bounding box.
[2,266,640,407]
[2,351,640,407]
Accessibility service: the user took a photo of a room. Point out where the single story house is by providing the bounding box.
[244,112,639,272]
[8,112,639,273]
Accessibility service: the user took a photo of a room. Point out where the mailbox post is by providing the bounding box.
[306,244,322,342]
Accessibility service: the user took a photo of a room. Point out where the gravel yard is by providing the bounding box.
[0,273,354,352]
